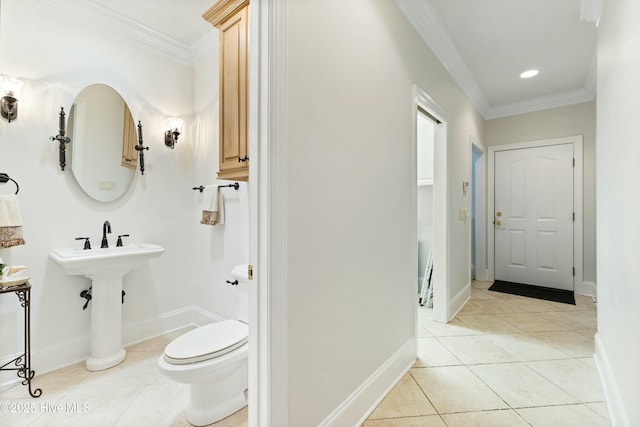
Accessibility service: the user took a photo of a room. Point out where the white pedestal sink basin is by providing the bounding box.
[50,243,164,371]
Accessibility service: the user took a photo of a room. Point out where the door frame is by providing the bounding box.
[487,136,584,291]
[470,138,487,281]
[413,85,450,323]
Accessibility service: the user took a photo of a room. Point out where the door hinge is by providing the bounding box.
[572,267,575,276]
[573,212,575,221]
[573,158,575,167]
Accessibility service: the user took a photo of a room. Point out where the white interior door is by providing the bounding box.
[494,144,574,290]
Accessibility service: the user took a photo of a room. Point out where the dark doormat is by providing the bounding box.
[489,280,576,305]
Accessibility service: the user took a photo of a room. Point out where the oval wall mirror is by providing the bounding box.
[66,84,137,202]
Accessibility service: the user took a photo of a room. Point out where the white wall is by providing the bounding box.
[484,101,596,284]
[595,0,640,424]
[284,0,483,424]
[0,0,248,384]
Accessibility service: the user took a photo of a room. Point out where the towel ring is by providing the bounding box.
[0,173,19,194]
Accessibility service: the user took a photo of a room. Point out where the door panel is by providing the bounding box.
[494,144,574,290]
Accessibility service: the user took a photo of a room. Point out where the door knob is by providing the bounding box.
[496,211,502,217]
[496,220,503,226]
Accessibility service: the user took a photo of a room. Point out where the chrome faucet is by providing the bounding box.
[101,220,112,248]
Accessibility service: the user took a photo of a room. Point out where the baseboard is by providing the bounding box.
[1,306,220,391]
[449,281,471,320]
[577,281,597,300]
[594,333,630,427]
[318,338,415,427]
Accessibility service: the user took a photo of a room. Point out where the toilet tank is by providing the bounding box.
[231,264,250,324]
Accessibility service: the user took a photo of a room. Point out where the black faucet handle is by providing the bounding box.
[75,237,91,250]
[116,234,130,247]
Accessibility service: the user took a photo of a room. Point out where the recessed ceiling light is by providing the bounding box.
[520,69,539,79]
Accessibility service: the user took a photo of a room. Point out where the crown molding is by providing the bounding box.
[395,0,490,115]
[484,88,595,120]
[396,0,597,120]
[33,0,195,67]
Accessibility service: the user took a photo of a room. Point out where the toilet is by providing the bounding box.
[158,264,250,426]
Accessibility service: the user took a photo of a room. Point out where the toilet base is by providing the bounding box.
[187,382,247,426]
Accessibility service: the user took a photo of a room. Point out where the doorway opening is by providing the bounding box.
[413,85,449,323]
[470,141,486,281]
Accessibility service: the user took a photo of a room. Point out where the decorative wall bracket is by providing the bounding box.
[134,121,149,175]
[50,107,71,171]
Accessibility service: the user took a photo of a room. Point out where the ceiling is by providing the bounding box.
[77,0,598,120]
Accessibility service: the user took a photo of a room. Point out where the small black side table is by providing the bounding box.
[0,282,42,397]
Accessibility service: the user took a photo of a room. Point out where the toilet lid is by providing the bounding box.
[164,320,248,365]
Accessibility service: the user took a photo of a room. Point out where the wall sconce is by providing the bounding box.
[164,117,184,149]
[0,77,24,123]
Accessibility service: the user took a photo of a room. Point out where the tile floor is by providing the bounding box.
[0,280,608,426]
[363,281,610,426]
[0,327,247,427]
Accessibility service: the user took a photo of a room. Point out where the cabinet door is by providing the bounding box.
[218,5,248,181]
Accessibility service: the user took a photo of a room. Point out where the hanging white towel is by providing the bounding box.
[0,194,25,247]
[200,185,225,226]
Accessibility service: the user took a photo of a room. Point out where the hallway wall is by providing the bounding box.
[595,0,640,424]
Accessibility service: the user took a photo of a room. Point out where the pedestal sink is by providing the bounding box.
[49,243,164,371]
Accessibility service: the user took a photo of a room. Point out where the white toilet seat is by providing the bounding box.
[164,320,248,365]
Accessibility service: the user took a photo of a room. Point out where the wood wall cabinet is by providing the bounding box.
[203,0,250,181]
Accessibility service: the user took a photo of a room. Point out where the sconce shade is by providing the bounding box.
[0,77,24,123]
[164,117,184,149]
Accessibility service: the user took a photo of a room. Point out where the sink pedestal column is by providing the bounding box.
[85,273,126,371]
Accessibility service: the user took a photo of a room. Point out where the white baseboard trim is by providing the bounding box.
[594,333,630,427]
[319,338,415,427]
[577,281,597,300]
[449,281,471,321]
[1,306,220,391]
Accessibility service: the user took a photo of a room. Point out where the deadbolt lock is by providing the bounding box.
[496,211,502,217]
[248,264,254,280]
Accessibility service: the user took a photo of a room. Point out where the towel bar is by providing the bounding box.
[0,173,19,194]
[192,182,239,193]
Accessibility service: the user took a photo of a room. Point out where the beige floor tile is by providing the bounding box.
[364,415,446,427]
[414,338,461,368]
[517,404,610,426]
[419,318,477,337]
[114,383,190,427]
[456,301,490,316]
[470,289,499,300]
[211,406,249,427]
[574,329,597,339]
[441,409,530,426]
[456,314,522,334]
[126,326,194,353]
[485,333,569,361]
[531,330,595,357]
[496,312,567,332]
[417,325,432,338]
[540,311,597,330]
[80,350,165,389]
[411,366,507,413]
[526,358,605,402]
[33,384,144,427]
[470,363,577,408]
[586,402,610,421]
[437,335,516,365]
[467,299,527,314]
[368,373,436,419]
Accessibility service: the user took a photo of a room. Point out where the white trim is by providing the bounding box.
[487,136,584,293]
[594,333,631,427]
[33,0,195,66]
[578,281,597,300]
[413,85,450,323]
[319,339,416,427]
[0,306,220,391]
[449,282,471,319]
[483,88,595,120]
[250,0,288,425]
